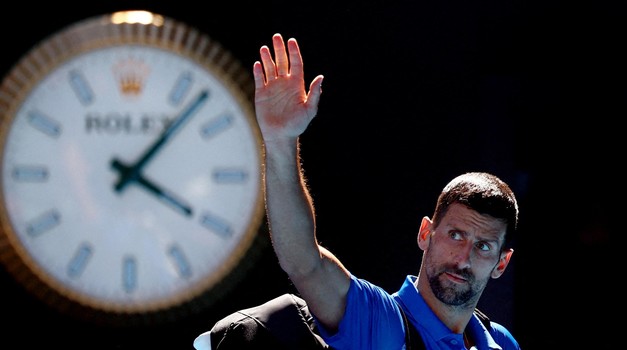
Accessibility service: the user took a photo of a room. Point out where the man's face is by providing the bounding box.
[423,203,508,308]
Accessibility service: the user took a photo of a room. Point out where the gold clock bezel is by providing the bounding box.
[0,10,268,326]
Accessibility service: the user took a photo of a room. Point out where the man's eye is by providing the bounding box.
[450,231,463,240]
[476,242,490,251]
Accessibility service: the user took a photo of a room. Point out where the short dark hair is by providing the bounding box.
[431,172,518,250]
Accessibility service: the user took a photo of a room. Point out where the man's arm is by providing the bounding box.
[253,33,350,330]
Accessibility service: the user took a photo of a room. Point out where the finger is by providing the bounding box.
[259,45,277,82]
[272,33,289,77]
[287,38,304,79]
[253,61,265,89]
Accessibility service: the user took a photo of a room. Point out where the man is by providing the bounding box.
[252,33,521,349]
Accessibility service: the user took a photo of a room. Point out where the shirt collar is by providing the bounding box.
[394,275,502,350]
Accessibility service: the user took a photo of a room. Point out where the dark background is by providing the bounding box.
[0,1,622,348]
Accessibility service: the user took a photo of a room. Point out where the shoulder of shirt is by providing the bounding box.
[483,319,521,349]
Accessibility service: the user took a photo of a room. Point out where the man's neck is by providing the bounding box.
[414,274,476,334]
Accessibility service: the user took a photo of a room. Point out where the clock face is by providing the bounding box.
[0,11,265,323]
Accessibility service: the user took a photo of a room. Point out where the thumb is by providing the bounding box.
[305,75,324,116]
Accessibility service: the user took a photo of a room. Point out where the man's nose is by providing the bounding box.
[453,242,473,269]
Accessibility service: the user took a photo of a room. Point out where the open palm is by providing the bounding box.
[253,34,323,142]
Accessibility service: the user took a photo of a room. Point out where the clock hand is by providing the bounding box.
[110,162,193,216]
[112,89,209,192]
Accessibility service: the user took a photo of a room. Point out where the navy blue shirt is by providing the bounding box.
[317,275,521,350]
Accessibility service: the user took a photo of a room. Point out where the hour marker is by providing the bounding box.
[69,70,94,105]
[28,110,61,137]
[169,72,193,106]
[12,165,48,182]
[26,209,60,237]
[123,256,137,293]
[168,244,192,278]
[200,212,232,237]
[67,243,92,278]
[200,112,233,139]
[213,168,248,183]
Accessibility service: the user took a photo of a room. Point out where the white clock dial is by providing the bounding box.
[0,10,265,324]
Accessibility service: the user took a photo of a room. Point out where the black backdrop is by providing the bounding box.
[0,1,622,348]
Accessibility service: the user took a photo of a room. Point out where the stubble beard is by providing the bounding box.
[427,265,479,307]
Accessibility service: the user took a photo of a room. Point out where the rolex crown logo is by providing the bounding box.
[113,58,150,96]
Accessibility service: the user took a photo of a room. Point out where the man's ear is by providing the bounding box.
[417,216,432,250]
[491,248,514,279]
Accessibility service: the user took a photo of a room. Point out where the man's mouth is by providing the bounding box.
[443,271,467,284]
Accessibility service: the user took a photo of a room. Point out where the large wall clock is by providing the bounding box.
[0,10,266,325]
